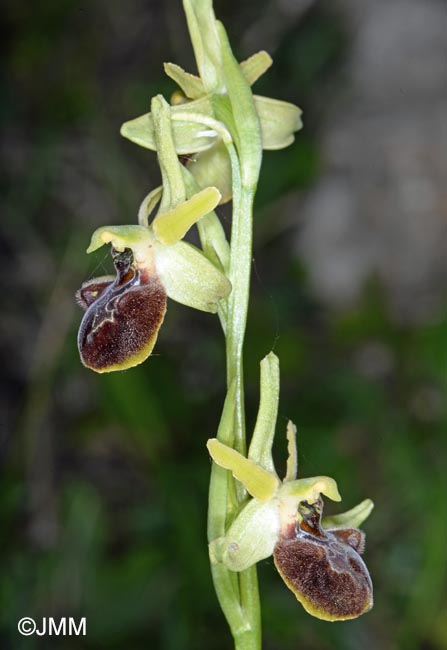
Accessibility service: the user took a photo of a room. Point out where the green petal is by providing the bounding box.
[164,51,272,102]
[138,185,163,227]
[164,62,205,99]
[254,95,303,150]
[152,186,221,245]
[322,499,374,530]
[240,50,273,86]
[86,225,153,254]
[279,476,341,504]
[210,499,280,571]
[248,352,280,475]
[164,50,272,101]
[284,420,298,482]
[207,438,280,502]
[153,240,231,313]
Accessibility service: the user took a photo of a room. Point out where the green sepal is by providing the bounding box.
[255,96,303,150]
[153,240,231,313]
[121,95,301,157]
[120,95,216,155]
[322,499,374,530]
[120,110,216,154]
[248,352,280,475]
[279,476,341,504]
[207,438,280,502]
[152,186,221,245]
[209,499,280,572]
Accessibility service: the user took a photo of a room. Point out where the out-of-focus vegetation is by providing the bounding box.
[1,1,445,649]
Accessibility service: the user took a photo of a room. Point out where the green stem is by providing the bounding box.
[207,154,261,647]
[227,186,261,650]
[180,15,263,647]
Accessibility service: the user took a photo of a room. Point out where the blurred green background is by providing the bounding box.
[1,1,446,649]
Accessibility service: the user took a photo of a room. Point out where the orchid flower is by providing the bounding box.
[207,353,374,621]
[76,96,231,373]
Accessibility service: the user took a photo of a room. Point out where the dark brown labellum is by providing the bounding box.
[77,248,167,373]
[274,498,373,621]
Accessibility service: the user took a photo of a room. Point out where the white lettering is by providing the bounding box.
[69,617,86,636]
[48,618,66,635]
[20,616,86,636]
[35,618,47,636]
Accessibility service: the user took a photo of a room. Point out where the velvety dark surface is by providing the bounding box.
[274,534,372,620]
[78,249,167,372]
[274,499,372,621]
[1,1,445,649]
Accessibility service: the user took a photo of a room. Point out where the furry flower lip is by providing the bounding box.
[76,247,167,373]
[273,498,373,622]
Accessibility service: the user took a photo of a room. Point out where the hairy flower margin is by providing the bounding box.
[76,0,374,629]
